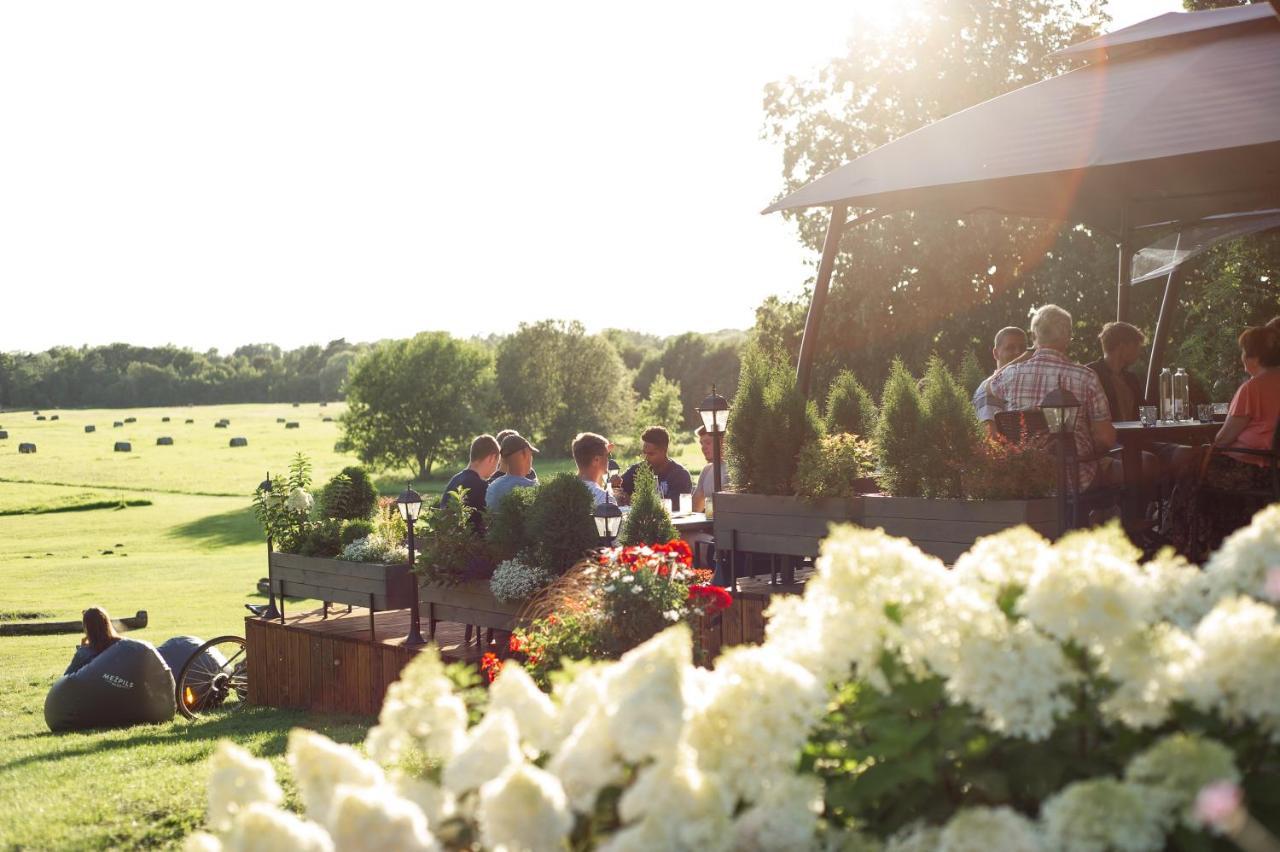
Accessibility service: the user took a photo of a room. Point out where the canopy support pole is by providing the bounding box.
[1116,207,1133,323]
[796,203,848,398]
[1144,263,1184,402]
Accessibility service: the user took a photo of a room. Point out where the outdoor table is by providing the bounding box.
[1113,420,1220,524]
[672,512,712,536]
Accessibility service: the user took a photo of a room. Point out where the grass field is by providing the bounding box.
[0,403,703,849]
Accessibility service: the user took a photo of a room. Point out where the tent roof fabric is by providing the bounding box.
[1131,208,1280,285]
[763,8,1280,232]
[1054,3,1276,61]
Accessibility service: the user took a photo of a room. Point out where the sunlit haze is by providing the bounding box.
[1,0,1178,353]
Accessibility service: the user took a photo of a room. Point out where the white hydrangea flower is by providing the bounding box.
[442,709,523,796]
[286,487,314,516]
[183,832,223,852]
[1096,624,1199,730]
[1186,595,1280,736]
[884,823,943,852]
[603,625,692,764]
[1142,550,1213,629]
[488,662,559,754]
[223,803,334,852]
[477,763,573,852]
[607,745,734,852]
[551,660,610,743]
[548,706,624,813]
[393,776,455,828]
[686,645,826,803]
[938,806,1041,852]
[1039,779,1168,852]
[1201,503,1280,605]
[728,772,824,852]
[326,784,439,852]
[287,729,385,828]
[1019,528,1151,650]
[365,647,467,767]
[944,620,1078,741]
[951,526,1052,602]
[1124,733,1240,830]
[205,741,284,833]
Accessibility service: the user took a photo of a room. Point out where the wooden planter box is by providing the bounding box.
[714,492,862,559]
[419,579,524,635]
[861,494,1060,564]
[268,552,416,637]
[713,491,1060,565]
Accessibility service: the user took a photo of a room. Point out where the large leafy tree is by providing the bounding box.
[760,0,1112,394]
[340,332,494,479]
[495,320,634,454]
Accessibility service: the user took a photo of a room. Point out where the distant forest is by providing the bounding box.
[0,329,745,411]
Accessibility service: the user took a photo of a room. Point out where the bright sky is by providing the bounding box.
[0,0,1179,354]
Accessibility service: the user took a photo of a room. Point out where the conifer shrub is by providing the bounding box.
[795,433,877,499]
[339,518,376,547]
[726,347,823,495]
[526,473,598,575]
[486,486,537,563]
[920,357,983,498]
[620,464,676,545]
[824,369,879,437]
[957,350,986,397]
[319,466,378,521]
[874,359,927,497]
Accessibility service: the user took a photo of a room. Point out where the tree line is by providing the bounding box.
[338,321,743,478]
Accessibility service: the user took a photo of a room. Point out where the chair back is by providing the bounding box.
[993,409,1050,445]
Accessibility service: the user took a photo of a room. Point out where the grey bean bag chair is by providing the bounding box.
[45,638,176,732]
[156,635,228,706]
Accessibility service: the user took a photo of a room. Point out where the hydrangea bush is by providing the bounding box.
[189,506,1280,851]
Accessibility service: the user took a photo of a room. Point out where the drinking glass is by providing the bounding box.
[1197,404,1214,423]
[704,495,714,520]
[661,498,672,515]
[677,493,692,515]
[1213,402,1229,417]
[1139,405,1157,427]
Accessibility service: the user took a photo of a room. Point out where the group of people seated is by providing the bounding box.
[439,422,732,533]
[972,303,1280,557]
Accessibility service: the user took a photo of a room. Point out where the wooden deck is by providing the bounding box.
[245,608,485,716]
[246,571,809,716]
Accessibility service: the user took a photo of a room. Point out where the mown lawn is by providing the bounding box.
[0,403,704,849]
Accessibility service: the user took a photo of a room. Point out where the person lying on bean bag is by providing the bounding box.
[45,607,176,732]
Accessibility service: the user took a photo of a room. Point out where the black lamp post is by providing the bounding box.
[397,483,426,646]
[593,453,624,543]
[697,385,731,496]
[1040,386,1081,531]
[258,474,281,619]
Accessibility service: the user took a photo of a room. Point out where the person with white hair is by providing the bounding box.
[987,304,1118,491]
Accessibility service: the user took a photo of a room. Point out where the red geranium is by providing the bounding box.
[480,652,503,683]
[687,584,732,613]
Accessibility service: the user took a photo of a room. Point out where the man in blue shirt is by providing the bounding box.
[440,434,501,533]
[488,429,539,485]
[619,426,692,504]
[486,434,540,510]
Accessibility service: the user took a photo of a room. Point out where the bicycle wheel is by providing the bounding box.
[176,635,248,720]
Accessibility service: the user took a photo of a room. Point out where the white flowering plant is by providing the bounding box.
[189,506,1280,851]
[488,557,549,604]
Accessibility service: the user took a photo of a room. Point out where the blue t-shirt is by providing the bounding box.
[486,473,538,510]
[621,460,692,499]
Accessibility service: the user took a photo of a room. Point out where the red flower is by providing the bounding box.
[480,652,503,683]
[666,539,693,566]
[508,634,523,653]
[687,584,732,613]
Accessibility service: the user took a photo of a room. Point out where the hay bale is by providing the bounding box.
[0,430,8,440]
[84,425,96,433]
[124,417,137,423]
[229,437,248,448]
[214,422,227,429]
[156,437,174,446]
[285,422,300,429]
[35,416,46,421]
[276,417,286,423]
[113,421,124,428]
[162,416,170,422]
[50,415,59,421]
[114,442,132,452]
[322,417,333,422]
[18,443,35,453]
[184,419,194,424]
